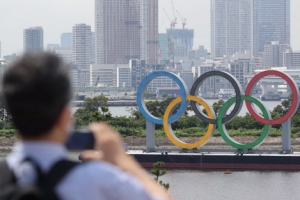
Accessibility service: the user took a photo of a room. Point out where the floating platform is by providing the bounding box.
[128,150,300,171]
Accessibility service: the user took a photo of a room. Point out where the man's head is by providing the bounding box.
[2,53,72,141]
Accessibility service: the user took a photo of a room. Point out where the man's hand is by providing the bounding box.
[80,123,127,164]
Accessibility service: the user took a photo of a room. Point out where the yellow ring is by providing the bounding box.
[163,95,216,149]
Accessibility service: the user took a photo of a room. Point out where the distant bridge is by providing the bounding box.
[72,100,137,107]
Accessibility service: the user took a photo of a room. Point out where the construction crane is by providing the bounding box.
[171,0,177,28]
[163,8,175,29]
[176,10,187,29]
[95,76,100,87]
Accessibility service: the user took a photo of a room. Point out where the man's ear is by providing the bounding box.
[56,105,72,134]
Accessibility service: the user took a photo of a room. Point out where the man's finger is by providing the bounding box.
[79,150,103,161]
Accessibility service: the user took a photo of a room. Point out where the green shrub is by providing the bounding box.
[0,129,17,137]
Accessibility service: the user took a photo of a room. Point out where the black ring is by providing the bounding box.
[190,71,243,124]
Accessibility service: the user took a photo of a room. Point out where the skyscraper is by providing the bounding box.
[258,0,290,52]
[23,27,44,52]
[72,24,91,87]
[167,29,194,57]
[61,33,72,47]
[158,34,169,61]
[95,0,158,65]
[211,0,258,58]
[72,24,91,69]
[91,32,95,64]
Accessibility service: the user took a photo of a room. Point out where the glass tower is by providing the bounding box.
[258,0,290,52]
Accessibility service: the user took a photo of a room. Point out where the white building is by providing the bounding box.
[178,71,194,91]
[89,64,128,88]
[52,47,72,64]
[283,50,300,69]
[146,75,177,94]
[23,26,43,53]
[117,67,131,88]
[70,65,79,88]
[129,60,146,90]
[72,24,91,69]
[263,41,290,68]
[211,0,258,58]
[47,44,60,51]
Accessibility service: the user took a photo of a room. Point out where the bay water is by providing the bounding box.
[85,100,284,118]
[1,153,299,200]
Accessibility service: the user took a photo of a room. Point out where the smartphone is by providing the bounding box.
[66,131,95,151]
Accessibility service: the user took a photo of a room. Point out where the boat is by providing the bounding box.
[202,93,219,100]
[280,93,290,100]
[260,94,281,101]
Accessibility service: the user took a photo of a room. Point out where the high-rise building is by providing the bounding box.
[70,65,79,88]
[72,24,91,88]
[129,60,146,90]
[0,41,1,58]
[211,0,258,58]
[61,33,72,47]
[258,0,290,52]
[158,34,169,61]
[263,41,290,68]
[23,27,43,52]
[72,24,91,70]
[167,29,194,57]
[91,32,95,64]
[95,0,158,65]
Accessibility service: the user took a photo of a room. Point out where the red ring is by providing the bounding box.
[245,70,299,125]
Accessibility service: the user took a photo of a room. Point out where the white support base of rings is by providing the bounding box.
[145,120,293,154]
[282,118,292,154]
[146,120,156,152]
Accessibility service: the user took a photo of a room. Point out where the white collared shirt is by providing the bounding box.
[6,142,163,200]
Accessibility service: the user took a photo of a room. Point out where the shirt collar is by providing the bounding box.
[7,141,67,172]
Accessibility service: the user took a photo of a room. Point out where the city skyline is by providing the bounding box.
[94,0,158,65]
[1,0,300,57]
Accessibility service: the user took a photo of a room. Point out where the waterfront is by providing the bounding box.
[87,100,285,118]
[1,153,300,200]
[162,170,300,200]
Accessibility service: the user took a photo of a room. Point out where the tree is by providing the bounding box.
[83,95,108,111]
[150,161,170,190]
[0,93,12,122]
[144,92,157,100]
[202,99,225,115]
[100,106,112,121]
[73,95,110,127]
[161,92,168,99]
[212,99,225,114]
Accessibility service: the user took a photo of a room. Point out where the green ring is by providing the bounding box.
[217,95,272,150]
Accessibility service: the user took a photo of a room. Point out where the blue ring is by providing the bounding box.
[137,71,189,124]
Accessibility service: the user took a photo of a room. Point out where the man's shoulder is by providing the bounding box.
[61,160,129,185]
[57,161,153,200]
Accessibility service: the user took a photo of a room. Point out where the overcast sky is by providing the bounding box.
[0,0,300,56]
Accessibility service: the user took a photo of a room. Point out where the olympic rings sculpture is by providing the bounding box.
[137,70,300,150]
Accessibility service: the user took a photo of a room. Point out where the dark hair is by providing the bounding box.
[2,53,72,137]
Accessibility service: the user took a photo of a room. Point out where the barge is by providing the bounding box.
[129,151,300,171]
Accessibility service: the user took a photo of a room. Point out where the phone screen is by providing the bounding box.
[66,131,95,150]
